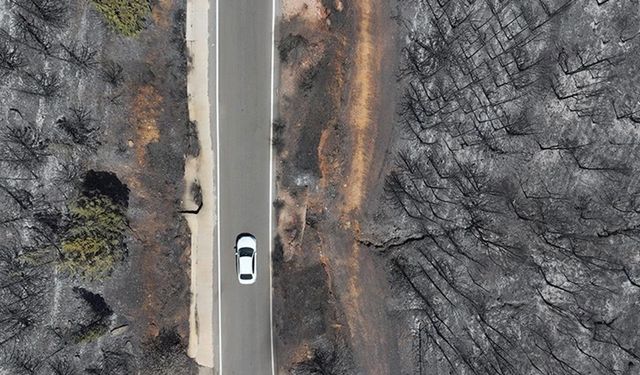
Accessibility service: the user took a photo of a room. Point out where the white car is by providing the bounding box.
[235,234,256,285]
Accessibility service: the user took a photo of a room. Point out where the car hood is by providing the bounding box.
[237,235,256,250]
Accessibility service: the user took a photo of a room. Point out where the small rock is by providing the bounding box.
[127,139,134,147]
[111,324,129,335]
[149,322,160,337]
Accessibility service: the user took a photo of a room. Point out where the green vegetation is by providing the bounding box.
[73,322,109,343]
[91,0,151,37]
[60,195,127,279]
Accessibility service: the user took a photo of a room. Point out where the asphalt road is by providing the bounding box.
[214,0,274,374]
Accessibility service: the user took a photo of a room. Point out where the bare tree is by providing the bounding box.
[56,106,99,147]
[0,346,42,375]
[14,12,52,52]
[18,71,61,98]
[0,41,25,75]
[2,120,49,176]
[85,348,134,375]
[9,0,69,28]
[384,0,640,373]
[59,42,97,70]
[49,358,79,375]
[98,60,124,87]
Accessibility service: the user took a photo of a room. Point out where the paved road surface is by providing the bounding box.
[214,0,274,373]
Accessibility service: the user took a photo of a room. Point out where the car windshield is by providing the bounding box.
[238,247,253,257]
[240,274,253,280]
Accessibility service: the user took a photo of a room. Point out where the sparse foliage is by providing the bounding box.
[60,195,127,279]
[70,287,113,343]
[0,347,42,374]
[90,0,150,37]
[289,338,354,375]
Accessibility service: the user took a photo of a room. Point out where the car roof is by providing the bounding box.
[238,255,253,275]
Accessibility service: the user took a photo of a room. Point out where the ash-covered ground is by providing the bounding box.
[0,1,196,374]
[274,0,640,374]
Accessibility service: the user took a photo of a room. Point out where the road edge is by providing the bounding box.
[270,0,282,373]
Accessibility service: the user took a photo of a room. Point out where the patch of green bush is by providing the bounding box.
[91,0,151,37]
[74,322,109,343]
[60,195,127,279]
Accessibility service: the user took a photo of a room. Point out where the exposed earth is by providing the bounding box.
[274,0,640,374]
[273,0,402,373]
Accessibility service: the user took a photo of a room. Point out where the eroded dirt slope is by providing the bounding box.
[273,0,401,373]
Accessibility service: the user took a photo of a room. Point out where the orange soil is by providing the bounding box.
[114,0,189,340]
[282,0,328,23]
[130,85,162,168]
[123,82,166,338]
[317,33,348,190]
[341,1,380,215]
[338,1,389,373]
[278,0,393,371]
[152,0,174,30]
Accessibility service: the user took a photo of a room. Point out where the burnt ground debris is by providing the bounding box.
[273,1,358,372]
[0,0,195,373]
[275,0,640,374]
[368,0,640,374]
[273,0,398,373]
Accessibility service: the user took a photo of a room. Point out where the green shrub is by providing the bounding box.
[91,0,151,37]
[60,195,127,279]
[74,322,109,343]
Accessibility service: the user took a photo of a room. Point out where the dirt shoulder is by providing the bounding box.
[273,0,401,373]
[184,0,216,369]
